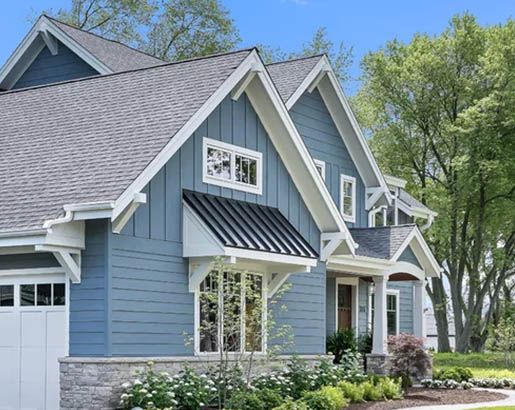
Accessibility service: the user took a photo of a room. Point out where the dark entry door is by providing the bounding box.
[337,284,352,330]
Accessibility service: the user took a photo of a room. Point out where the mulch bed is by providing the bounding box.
[347,388,508,410]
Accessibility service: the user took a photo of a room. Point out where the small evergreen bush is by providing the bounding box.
[337,381,365,402]
[301,386,349,410]
[361,381,383,401]
[434,366,473,382]
[327,329,357,364]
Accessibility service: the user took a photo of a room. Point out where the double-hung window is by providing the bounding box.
[197,271,264,354]
[340,174,356,223]
[369,290,400,336]
[203,138,262,194]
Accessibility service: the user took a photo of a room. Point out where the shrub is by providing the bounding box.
[377,377,403,400]
[273,400,309,410]
[358,333,373,356]
[434,366,473,382]
[327,329,357,364]
[256,388,284,409]
[225,390,264,410]
[361,381,383,401]
[337,381,364,402]
[301,386,349,410]
[388,333,432,387]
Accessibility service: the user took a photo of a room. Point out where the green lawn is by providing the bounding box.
[470,407,515,410]
[434,352,515,379]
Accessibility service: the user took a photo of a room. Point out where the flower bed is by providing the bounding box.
[118,357,404,410]
[421,365,515,390]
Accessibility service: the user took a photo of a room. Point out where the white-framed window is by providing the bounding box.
[203,137,262,195]
[340,174,356,223]
[313,159,326,181]
[368,289,400,336]
[196,270,265,354]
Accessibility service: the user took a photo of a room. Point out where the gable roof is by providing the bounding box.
[267,55,323,103]
[267,55,391,201]
[349,225,415,259]
[0,49,252,233]
[0,15,165,90]
[46,17,165,72]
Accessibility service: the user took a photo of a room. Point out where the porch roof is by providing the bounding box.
[349,225,415,260]
[183,190,318,259]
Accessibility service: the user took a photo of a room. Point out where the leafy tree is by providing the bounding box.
[354,14,515,352]
[259,26,353,85]
[45,0,240,61]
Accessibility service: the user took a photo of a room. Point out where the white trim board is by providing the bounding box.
[368,287,400,336]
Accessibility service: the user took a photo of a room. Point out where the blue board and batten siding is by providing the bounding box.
[290,89,367,228]
[70,93,325,356]
[12,41,98,89]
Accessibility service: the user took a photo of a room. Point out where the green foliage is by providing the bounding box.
[357,333,373,356]
[255,388,284,409]
[434,367,473,382]
[336,381,364,403]
[486,317,515,367]
[354,12,515,353]
[327,329,357,364]
[361,381,383,401]
[377,377,403,400]
[272,400,309,410]
[44,0,240,61]
[225,389,264,410]
[301,386,349,410]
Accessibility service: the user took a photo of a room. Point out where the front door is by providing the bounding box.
[337,284,352,330]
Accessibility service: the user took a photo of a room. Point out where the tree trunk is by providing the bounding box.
[427,278,451,352]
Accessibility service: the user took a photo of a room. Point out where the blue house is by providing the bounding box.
[0,16,440,410]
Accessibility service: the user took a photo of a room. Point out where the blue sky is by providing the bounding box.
[0,0,513,92]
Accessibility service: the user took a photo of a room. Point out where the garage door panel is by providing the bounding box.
[0,312,20,346]
[0,279,67,410]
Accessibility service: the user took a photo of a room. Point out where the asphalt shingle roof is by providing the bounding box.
[398,189,432,213]
[184,190,318,258]
[0,49,252,233]
[349,225,416,260]
[48,17,165,72]
[266,55,323,103]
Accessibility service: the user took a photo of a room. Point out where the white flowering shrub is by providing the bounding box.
[119,363,216,410]
[420,377,515,390]
[471,378,515,389]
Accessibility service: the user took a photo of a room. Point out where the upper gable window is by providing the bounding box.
[313,159,326,181]
[340,174,356,223]
[203,137,262,195]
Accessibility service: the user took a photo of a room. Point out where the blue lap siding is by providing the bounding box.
[70,93,325,356]
[12,41,98,89]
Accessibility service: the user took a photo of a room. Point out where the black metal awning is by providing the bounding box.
[183,190,318,259]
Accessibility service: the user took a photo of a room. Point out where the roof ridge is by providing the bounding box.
[0,48,255,97]
[44,14,165,64]
[349,224,416,230]
[266,54,325,66]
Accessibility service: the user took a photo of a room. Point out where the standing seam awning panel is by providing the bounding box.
[183,190,319,259]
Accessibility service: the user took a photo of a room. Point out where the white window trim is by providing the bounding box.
[313,159,326,181]
[368,287,400,336]
[202,137,263,195]
[340,174,356,223]
[194,270,268,356]
[334,277,359,334]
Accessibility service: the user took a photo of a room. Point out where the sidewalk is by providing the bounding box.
[402,388,515,410]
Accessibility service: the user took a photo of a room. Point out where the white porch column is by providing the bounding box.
[372,275,388,354]
[413,280,425,338]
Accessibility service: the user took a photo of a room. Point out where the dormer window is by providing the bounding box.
[340,174,356,223]
[203,138,262,195]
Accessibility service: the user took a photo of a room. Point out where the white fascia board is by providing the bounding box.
[224,247,317,268]
[384,175,407,189]
[285,57,329,110]
[0,16,111,90]
[396,198,437,220]
[327,254,392,276]
[111,51,260,222]
[390,227,441,277]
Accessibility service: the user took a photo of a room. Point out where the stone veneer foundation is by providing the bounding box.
[60,355,326,410]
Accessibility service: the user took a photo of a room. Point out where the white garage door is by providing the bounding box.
[0,275,67,410]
